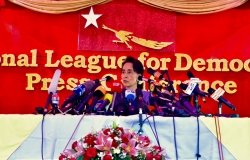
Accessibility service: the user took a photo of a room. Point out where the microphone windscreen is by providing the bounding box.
[138,75,143,81]
[48,69,61,94]
[207,88,215,95]
[105,75,112,81]
[125,90,136,102]
[187,71,195,78]
[83,80,96,93]
[110,81,123,93]
[104,93,113,103]
[147,68,155,75]
[73,85,85,96]
[179,83,188,90]
[100,75,112,82]
[93,85,106,97]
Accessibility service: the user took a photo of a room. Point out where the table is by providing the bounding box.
[0,114,250,160]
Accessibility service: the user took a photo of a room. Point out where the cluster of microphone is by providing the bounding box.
[59,76,118,115]
[142,68,236,116]
[42,68,236,116]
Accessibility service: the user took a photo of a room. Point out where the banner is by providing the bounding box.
[0,0,4,7]
[78,0,176,52]
[0,1,250,117]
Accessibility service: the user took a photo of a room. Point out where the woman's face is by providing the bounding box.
[121,62,140,91]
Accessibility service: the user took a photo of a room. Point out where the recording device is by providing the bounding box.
[207,87,236,111]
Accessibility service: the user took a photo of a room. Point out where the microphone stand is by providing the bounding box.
[165,71,175,95]
[44,92,53,114]
[193,93,200,116]
[75,91,94,114]
[136,89,144,135]
[138,107,143,135]
[218,102,223,116]
[164,70,177,115]
[35,92,52,114]
[108,92,117,115]
[47,92,64,115]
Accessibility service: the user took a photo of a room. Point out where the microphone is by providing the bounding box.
[187,70,195,79]
[61,80,96,110]
[207,88,236,111]
[61,76,111,113]
[125,90,136,105]
[51,92,59,107]
[147,68,165,80]
[48,69,61,94]
[174,95,197,116]
[106,81,123,114]
[73,80,96,96]
[39,69,61,114]
[136,89,144,135]
[179,83,208,97]
[125,89,136,114]
[99,75,112,82]
[109,81,123,93]
[138,75,155,84]
[87,85,107,113]
[73,76,111,97]
[185,71,209,96]
[95,93,113,113]
[147,68,176,96]
[49,92,64,114]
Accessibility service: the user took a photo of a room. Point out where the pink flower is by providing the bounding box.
[137,135,151,147]
[59,125,165,160]
[94,132,113,154]
[122,129,134,140]
[121,138,137,156]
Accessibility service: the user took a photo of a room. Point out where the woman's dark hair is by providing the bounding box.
[122,56,144,75]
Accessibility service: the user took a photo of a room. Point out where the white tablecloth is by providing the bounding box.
[1,114,249,159]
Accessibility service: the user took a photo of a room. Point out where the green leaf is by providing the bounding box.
[112,121,118,129]
[77,155,83,160]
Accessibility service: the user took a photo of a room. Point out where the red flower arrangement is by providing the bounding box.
[59,123,165,160]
